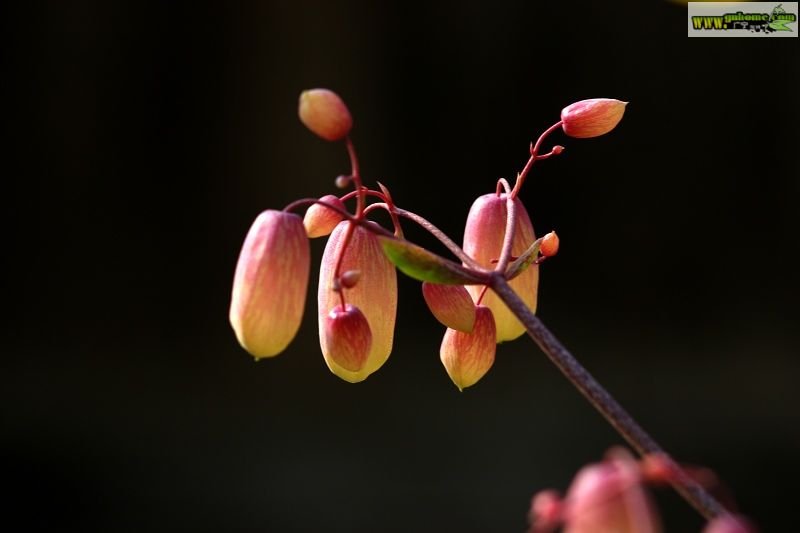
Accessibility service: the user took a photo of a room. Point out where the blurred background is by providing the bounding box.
[4,1,799,531]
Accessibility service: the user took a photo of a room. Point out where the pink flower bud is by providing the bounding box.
[563,453,661,533]
[303,195,347,238]
[229,210,310,359]
[540,231,560,257]
[318,221,398,382]
[561,98,627,139]
[703,515,758,533]
[440,305,496,391]
[422,282,476,333]
[323,304,372,372]
[528,489,563,532]
[298,88,353,141]
[463,193,538,342]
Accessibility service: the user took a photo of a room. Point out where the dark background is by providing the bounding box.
[4,1,799,531]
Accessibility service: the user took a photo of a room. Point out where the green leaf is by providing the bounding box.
[506,238,542,280]
[378,236,487,285]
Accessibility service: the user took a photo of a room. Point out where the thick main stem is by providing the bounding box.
[489,274,727,522]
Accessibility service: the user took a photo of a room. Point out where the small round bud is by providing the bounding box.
[340,270,361,288]
[540,231,560,257]
[335,175,351,189]
[528,490,563,531]
[561,98,627,139]
[552,145,565,155]
[298,89,353,141]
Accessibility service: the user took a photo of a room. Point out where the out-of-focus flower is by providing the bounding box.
[298,88,353,141]
[323,304,372,372]
[318,221,397,382]
[562,450,661,533]
[422,282,476,332]
[703,515,758,533]
[303,194,347,238]
[463,193,538,342]
[440,305,496,390]
[561,98,627,139]
[230,210,310,359]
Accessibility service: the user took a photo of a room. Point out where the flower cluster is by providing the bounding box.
[229,89,626,389]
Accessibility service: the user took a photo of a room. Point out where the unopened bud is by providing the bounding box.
[561,98,627,139]
[552,145,565,155]
[229,210,310,359]
[335,175,351,189]
[528,490,563,532]
[422,282,476,333]
[540,231,560,257]
[304,194,347,238]
[324,304,372,372]
[298,88,353,141]
[340,269,361,288]
[440,305,496,391]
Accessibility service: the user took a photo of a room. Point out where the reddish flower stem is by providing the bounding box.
[488,273,728,522]
[510,120,563,200]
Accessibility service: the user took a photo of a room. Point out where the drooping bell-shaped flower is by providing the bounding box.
[229,210,310,359]
[303,194,346,238]
[323,304,372,372]
[561,98,627,139]
[298,89,353,141]
[318,221,398,382]
[563,452,661,533]
[463,193,538,342]
[440,305,496,391]
[422,282,476,333]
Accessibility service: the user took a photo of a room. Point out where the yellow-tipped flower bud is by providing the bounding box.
[323,304,372,372]
[318,221,398,382]
[229,210,310,359]
[561,98,627,139]
[303,194,347,238]
[440,305,497,391]
[463,193,538,342]
[422,282,476,333]
[298,88,353,141]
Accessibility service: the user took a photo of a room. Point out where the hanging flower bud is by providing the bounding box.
[323,304,372,372]
[303,194,347,238]
[562,451,661,533]
[229,210,310,359]
[298,88,353,141]
[318,221,398,382]
[440,305,496,391]
[463,193,538,342]
[540,231,560,257]
[422,282,476,333]
[561,98,627,139]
